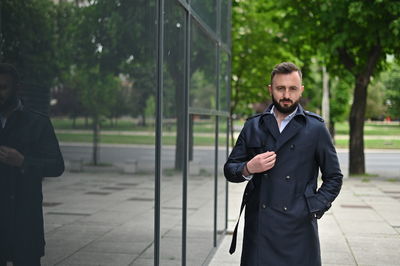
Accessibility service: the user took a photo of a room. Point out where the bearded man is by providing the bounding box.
[0,63,64,266]
[224,62,343,266]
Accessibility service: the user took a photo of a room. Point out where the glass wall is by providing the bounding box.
[1,0,230,265]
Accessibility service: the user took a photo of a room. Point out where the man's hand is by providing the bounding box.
[245,151,276,174]
[0,146,24,167]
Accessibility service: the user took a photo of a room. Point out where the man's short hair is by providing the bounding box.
[0,63,20,85]
[270,62,302,84]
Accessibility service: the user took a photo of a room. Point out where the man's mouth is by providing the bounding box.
[280,100,292,105]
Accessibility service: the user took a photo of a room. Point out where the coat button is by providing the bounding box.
[262,204,267,209]
[285,175,291,180]
[263,173,268,177]
[290,144,295,150]
[283,206,288,211]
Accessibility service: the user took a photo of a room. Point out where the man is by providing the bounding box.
[224,62,343,266]
[0,63,64,266]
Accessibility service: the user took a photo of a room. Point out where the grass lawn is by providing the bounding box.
[57,133,227,146]
[335,121,400,136]
[54,117,399,149]
[335,139,400,149]
[51,117,228,133]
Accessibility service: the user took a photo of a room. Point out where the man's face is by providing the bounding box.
[0,74,15,107]
[268,71,304,114]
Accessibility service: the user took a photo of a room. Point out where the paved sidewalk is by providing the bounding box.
[209,177,400,266]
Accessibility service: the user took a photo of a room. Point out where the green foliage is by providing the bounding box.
[190,70,216,109]
[231,0,298,116]
[381,62,400,119]
[230,0,351,118]
[1,0,57,88]
[330,75,352,123]
[71,66,119,118]
[366,79,387,120]
[277,0,400,74]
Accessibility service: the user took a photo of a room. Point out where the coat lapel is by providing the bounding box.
[260,113,280,142]
[275,117,304,152]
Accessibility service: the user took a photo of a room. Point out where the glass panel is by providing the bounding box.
[11,1,157,265]
[190,0,217,31]
[217,117,228,239]
[219,51,229,111]
[187,115,215,264]
[190,20,217,109]
[220,0,230,44]
[160,2,186,265]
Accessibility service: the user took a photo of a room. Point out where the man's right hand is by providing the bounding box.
[246,151,276,174]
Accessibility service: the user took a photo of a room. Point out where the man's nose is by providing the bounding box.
[283,89,290,98]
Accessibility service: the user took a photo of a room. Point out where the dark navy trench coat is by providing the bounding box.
[224,105,343,266]
[0,106,64,260]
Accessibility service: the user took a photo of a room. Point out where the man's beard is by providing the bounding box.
[272,95,299,114]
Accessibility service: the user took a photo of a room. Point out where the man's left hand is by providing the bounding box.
[0,146,24,167]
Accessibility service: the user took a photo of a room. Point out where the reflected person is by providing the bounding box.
[224,62,343,265]
[0,63,64,266]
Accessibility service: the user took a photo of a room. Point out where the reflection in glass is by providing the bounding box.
[187,115,215,265]
[190,0,217,31]
[43,1,156,265]
[219,51,229,111]
[3,0,231,264]
[220,0,230,44]
[217,117,228,239]
[158,1,186,264]
[190,20,217,110]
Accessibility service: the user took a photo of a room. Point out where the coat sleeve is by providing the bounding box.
[21,116,64,178]
[224,124,250,183]
[306,124,343,218]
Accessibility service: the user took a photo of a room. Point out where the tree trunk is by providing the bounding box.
[321,65,330,131]
[92,115,100,165]
[349,75,369,175]
[339,45,381,176]
[329,121,335,145]
[230,117,235,148]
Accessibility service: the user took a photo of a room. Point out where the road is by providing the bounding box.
[60,143,400,178]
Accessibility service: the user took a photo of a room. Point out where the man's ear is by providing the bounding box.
[268,85,272,96]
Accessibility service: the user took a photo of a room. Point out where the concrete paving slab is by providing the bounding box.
[32,156,400,265]
[209,178,400,266]
[56,251,136,266]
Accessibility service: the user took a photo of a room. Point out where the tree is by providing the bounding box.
[230,0,334,146]
[1,0,58,111]
[381,62,400,120]
[276,0,400,174]
[54,0,156,164]
[72,66,119,165]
